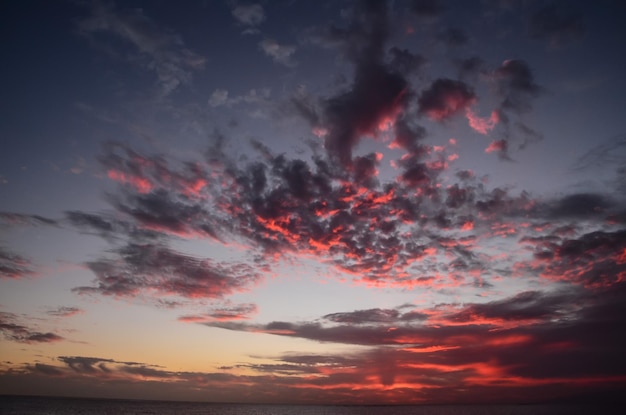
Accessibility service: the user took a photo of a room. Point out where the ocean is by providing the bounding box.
[0,396,620,415]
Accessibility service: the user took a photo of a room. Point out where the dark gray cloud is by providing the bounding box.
[495,59,542,114]
[304,1,411,168]
[418,78,476,121]
[74,243,261,299]
[388,47,427,75]
[322,63,408,167]
[547,193,614,219]
[528,229,626,288]
[456,56,485,81]
[0,312,64,344]
[0,247,35,279]
[65,210,161,242]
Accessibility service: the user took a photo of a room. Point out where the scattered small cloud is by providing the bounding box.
[259,38,297,67]
[232,3,266,32]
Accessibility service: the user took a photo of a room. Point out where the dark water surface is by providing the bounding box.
[0,396,619,415]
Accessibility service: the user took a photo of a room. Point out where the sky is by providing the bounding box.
[1,0,626,405]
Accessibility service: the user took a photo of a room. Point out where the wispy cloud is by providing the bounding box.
[259,38,297,67]
[0,247,35,279]
[178,303,258,323]
[0,212,57,227]
[46,306,84,318]
[0,312,64,344]
[74,243,262,300]
[77,1,206,96]
[232,3,266,33]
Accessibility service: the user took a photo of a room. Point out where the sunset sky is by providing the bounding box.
[1,0,626,405]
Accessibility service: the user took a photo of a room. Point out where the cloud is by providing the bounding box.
[0,247,35,279]
[232,4,265,28]
[74,243,262,299]
[77,2,206,96]
[296,1,415,168]
[571,134,626,192]
[208,89,230,107]
[546,193,614,219]
[527,229,626,288]
[465,108,499,135]
[46,307,84,318]
[200,282,626,398]
[5,284,626,408]
[323,308,398,324]
[209,88,271,108]
[322,63,408,167]
[0,312,64,344]
[484,139,510,160]
[81,135,574,291]
[572,134,626,172]
[0,212,57,227]
[178,303,258,323]
[456,56,485,81]
[65,210,161,242]
[528,4,585,47]
[388,47,427,75]
[259,38,297,67]
[495,59,542,114]
[418,79,476,121]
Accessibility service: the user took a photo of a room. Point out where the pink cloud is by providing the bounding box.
[465,108,499,134]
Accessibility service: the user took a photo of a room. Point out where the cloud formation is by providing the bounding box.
[2,0,624,405]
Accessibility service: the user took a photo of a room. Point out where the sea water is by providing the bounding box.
[0,396,620,415]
